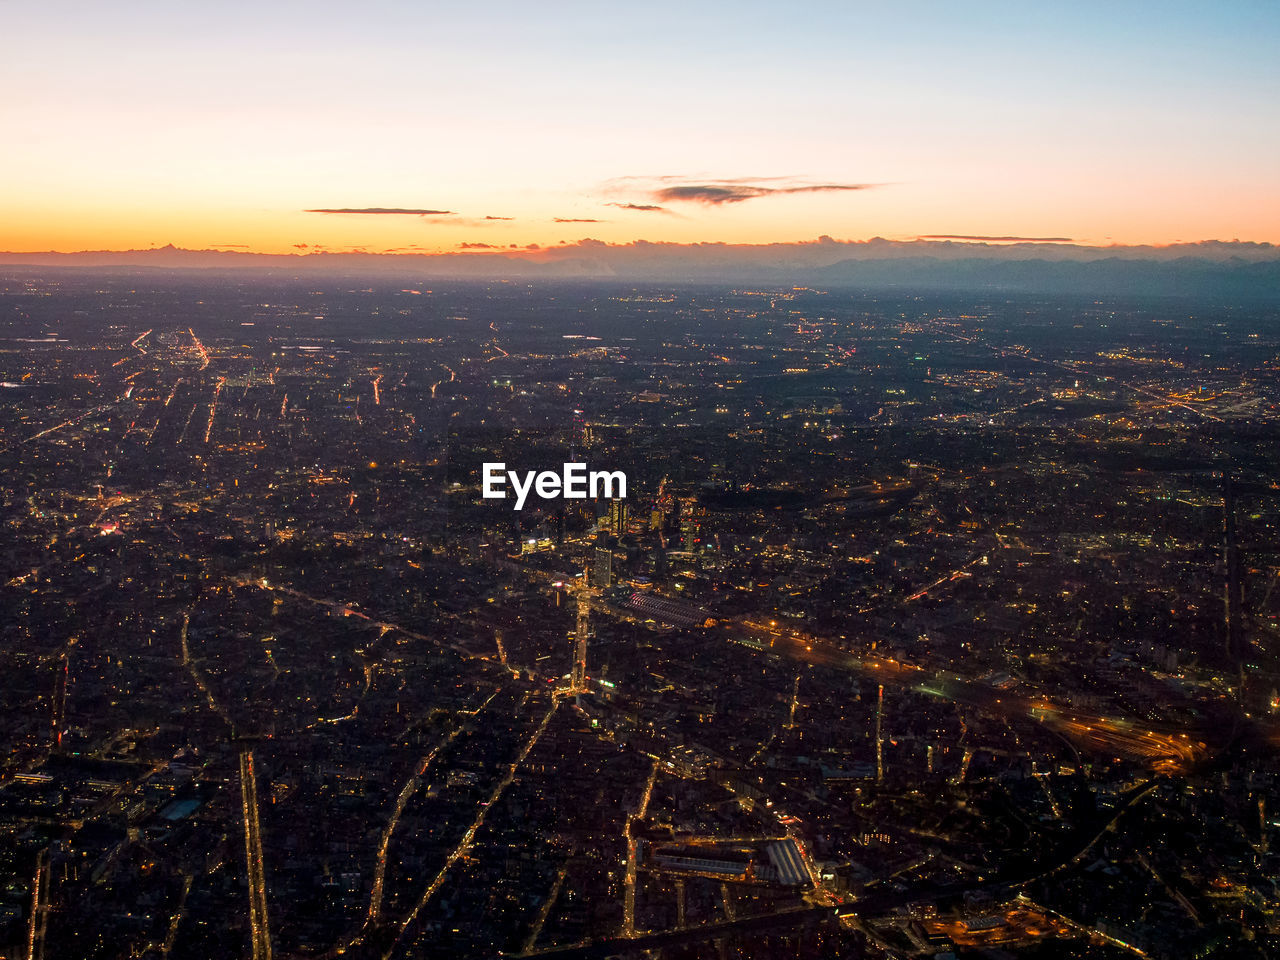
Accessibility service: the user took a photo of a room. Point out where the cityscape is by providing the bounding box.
[1,273,1278,958]
[4,2,1279,958]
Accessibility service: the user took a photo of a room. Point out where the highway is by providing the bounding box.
[239,748,273,960]
[179,612,234,731]
[385,699,560,960]
[365,732,462,929]
[26,848,49,960]
[520,865,569,954]
[622,760,659,937]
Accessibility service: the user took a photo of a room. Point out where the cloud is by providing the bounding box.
[652,181,877,205]
[604,176,884,208]
[305,207,455,216]
[554,217,603,223]
[607,202,669,213]
[655,185,763,204]
[459,241,500,249]
[484,215,515,220]
[918,234,1075,243]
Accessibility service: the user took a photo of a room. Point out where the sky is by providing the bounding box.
[3,1,1278,255]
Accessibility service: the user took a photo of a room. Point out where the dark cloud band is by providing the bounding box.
[919,234,1074,242]
[643,180,879,206]
[607,202,668,212]
[305,207,455,216]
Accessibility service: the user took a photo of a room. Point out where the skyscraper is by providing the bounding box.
[570,597,589,694]
[609,499,627,536]
[593,532,613,588]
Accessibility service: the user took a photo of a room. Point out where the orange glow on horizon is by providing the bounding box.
[3,207,1278,259]
[3,5,1276,258]
[4,161,1277,256]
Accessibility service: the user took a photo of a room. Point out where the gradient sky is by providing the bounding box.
[3,0,1278,254]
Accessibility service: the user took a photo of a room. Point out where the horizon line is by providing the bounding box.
[1,236,1278,259]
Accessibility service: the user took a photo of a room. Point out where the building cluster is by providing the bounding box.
[0,273,1278,958]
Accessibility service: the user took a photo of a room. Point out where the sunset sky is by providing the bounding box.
[3,1,1277,254]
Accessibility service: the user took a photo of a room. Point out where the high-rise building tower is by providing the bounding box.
[593,532,613,588]
[570,597,589,693]
[652,541,668,581]
[610,499,627,536]
[679,503,703,552]
[875,684,885,783]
